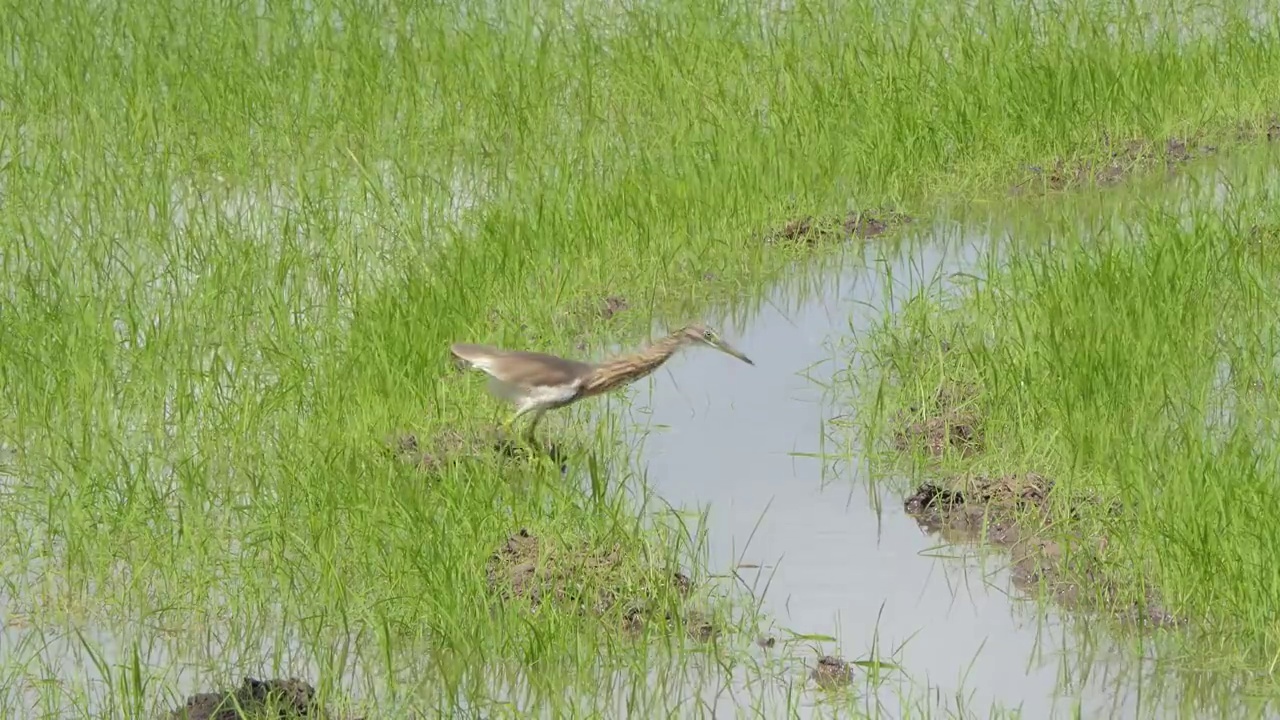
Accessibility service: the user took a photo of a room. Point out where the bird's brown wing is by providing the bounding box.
[451,344,595,388]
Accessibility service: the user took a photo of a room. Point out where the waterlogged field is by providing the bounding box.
[2,0,1280,717]
[849,148,1280,710]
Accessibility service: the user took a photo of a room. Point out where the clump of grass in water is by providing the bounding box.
[4,0,1280,714]
[853,154,1280,685]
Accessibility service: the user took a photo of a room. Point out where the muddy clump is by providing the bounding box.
[810,655,854,689]
[1244,222,1280,260]
[765,209,913,246]
[477,309,544,347]
[387,430,468,473]
[891,382,984,459]
[843,209,913,238]
[598,295,629,320]
[168,677,356,720]
[484,529,717,639]
[387,429,566,475]
[1014,134,1217,195]
[904,473,1181,629]
[671,571,692,597]
[683,608,719,643]
[904,472,1053,545]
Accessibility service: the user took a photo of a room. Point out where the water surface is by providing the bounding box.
[614,151,1280,718]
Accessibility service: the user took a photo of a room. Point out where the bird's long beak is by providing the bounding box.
[713,339,754,366]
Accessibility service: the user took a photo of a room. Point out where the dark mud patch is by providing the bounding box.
[1244,222,1280,261]
[564,294,632,350]
[810,655,854,689]
[764,209,914,246]
[472,309,547,349]
[387,429,568,475]
[485,529,717,640]
[1012,133,1220,195]
[1236,115,1280,143]
[566,293,631,331]
[168,677,359,720]
[904,474,1181,629]
[891,382,984,459]
[597,294,629,320]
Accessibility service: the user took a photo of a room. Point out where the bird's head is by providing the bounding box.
[678,323,754,365]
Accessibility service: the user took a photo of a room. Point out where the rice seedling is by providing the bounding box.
[849,146,1280,700]
[3,0,1280,715]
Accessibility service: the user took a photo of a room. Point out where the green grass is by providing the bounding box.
[849,147,1280,697]
[4,0,1280,715]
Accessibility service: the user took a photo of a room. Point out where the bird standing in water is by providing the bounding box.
[450,323,754,445]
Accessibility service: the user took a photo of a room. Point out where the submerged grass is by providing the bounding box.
[4,0,1280,715]
[852,149,1280,695]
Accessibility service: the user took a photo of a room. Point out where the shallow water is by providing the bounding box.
[610,151,1280,718]
[3,150,1279,719]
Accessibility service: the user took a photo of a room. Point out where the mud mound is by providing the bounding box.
[1246,115,1280,143]
[904,472,1052,544]
[597,294,629,320]
[485,529,714,640]
[892,382,984,458]
[810,654,854,689]
[1245,222,1280,258]
[168,677,356,720]
[1014,134,1218,195]
[904,474,1180,629]
[387,430,566,474]
[765,209,913,246]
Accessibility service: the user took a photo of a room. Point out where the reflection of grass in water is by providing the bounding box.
[852,155,1280,711]
[3,0,1280,715]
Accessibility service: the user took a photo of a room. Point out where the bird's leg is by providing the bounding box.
[524,408,549,452]
[496,403,546,458]
[501,401,537,436]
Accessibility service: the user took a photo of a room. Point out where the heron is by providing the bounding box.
[450,323,754,445]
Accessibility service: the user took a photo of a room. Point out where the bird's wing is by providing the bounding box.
[450,344,594,389]
[450,343,504,364]
[493,350,594,388]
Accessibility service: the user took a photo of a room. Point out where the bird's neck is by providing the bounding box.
[580,331,687,397]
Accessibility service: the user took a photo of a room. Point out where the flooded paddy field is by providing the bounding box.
[620,146,1280,718]
[3,0,1280,717]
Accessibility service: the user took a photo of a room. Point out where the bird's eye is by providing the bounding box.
[703,330,714,340]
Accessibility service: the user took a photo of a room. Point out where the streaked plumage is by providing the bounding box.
[451,323,753,443]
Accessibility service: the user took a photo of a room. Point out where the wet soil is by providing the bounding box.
[888,379,1179,629]
[597,294,629,320]
[566,294,632,350]
[485,528,717,640]
[1237,114,1280,144]
[891,382,984,459]
[1244,221,1280,261]
[765,209,914,246]
[903,474,1180,629]
[810,654,854,689]
[168,677,358,720]
[1011,133,1225,195]
[387,429,567,475]
[476,309,547,348]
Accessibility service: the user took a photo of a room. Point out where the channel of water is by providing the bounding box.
[610,148,1279,718]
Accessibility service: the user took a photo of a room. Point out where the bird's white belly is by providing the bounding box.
[517,382,583,411]
[487,376,584,413]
